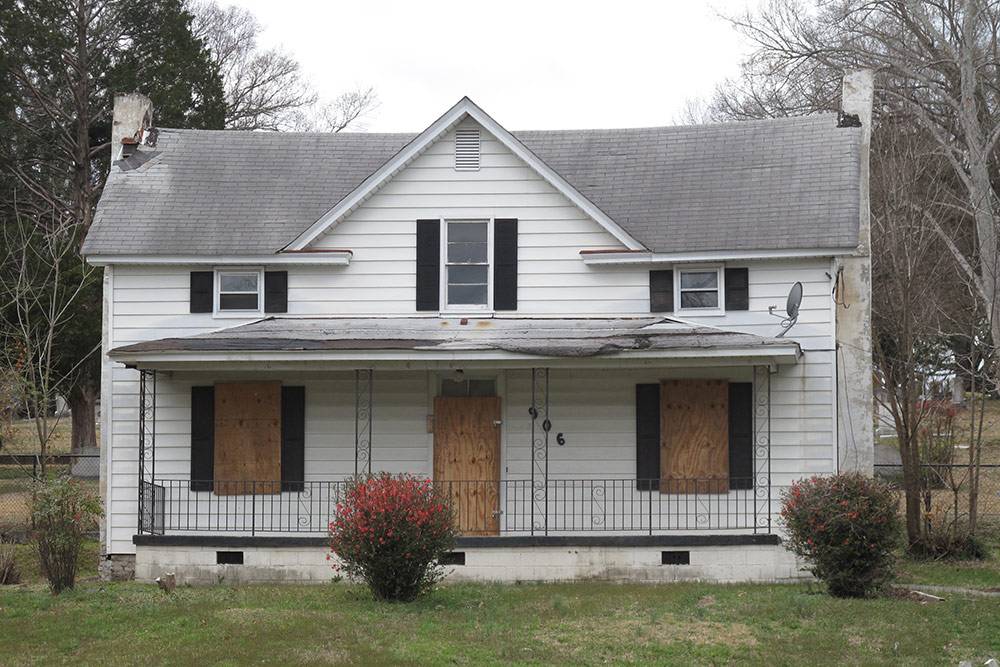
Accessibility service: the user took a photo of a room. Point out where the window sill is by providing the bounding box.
[440,310,495,318]
[675,309,726,317]
[212,310,264,319]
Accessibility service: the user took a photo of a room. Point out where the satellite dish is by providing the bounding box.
[786,282,803,319]
[768,282,803,337]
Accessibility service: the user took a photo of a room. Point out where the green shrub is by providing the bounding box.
[31,477,102,594]
[780,473,901,597]
[329,473,456,601]
[0,539,20,585]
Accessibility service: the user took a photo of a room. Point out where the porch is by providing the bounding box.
[115,318,796,543]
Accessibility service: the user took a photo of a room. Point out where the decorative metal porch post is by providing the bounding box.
[137,369,157,534]
[752,365,772,533]
[529,368,550,535]
[354,369,373,475]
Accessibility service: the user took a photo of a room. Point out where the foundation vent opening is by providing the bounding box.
[661,551,690,565]
[440,551,466,566]
[217,551,244,565]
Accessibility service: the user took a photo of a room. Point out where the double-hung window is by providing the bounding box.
[676,267,723,313]
[217,270,262,312]
[444,219,491,309]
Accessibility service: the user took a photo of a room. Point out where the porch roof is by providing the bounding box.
[109,317,801,370]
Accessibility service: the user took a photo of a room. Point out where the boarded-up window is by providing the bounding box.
[214,382,281,495]
[660,379,729,494]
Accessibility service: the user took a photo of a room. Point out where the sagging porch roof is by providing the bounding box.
[109,317,801,370]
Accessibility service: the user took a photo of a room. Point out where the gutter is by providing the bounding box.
[84,250,353,267]
[580,247,860,265]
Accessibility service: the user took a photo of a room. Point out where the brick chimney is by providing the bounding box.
[111,93,154,163]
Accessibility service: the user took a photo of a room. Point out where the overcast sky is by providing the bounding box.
[228,0,756,132]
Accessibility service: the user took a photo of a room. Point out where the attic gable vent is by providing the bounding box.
[455,128,481,171]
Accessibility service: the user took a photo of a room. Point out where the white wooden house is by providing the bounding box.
[83,72,875,584]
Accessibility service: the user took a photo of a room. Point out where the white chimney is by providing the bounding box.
[835,69,875,476]
[111,93,154,163]
[842,70,874,250]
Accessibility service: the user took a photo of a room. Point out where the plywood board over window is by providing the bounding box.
[214,381,281,495]
[660,379,729,494]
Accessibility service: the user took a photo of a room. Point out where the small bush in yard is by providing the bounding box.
[329,473,456,601]
[912,519,989,561]
[781,472,901,598]
[31,477,102,594]
[0,539,20,585]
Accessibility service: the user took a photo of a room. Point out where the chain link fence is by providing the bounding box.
[0,454,100,540]
[874,463,1000,528]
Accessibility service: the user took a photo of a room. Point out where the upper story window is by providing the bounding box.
[676,266,723,313]
[217,270,262,312]
[444,219,491,309]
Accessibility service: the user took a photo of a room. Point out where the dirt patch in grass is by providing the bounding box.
[292,644,351,664]
[536,613,758,656]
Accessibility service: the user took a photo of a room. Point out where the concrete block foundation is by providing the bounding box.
[134,543,809,586]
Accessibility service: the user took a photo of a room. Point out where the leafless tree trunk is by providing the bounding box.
[0,204,97,471]
[870,120,962,545]
[68,382,98,452]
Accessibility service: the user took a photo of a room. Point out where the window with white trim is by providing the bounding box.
[217,270,261,312]
[444,219,491,308]
[676,267,723,312]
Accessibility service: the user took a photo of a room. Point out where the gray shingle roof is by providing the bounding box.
[82,114,861,256]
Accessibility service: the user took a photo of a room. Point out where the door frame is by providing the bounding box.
[428,371,506,533]
[427,370,506,479]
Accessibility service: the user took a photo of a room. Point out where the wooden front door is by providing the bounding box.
[433,396,501,535]
[660,379,730,494]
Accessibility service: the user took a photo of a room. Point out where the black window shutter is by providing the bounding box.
[281,386,306,492]
[494,218,518,310]
[636,383,661,490]
[725,268,749,311]
[190,386,215,491]
[190,271,214,313]
[416,219,440,311]
[649,270,673,312]
[264,271,288,313]
[729,382,753,489]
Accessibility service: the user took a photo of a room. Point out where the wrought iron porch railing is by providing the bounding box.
[140,478,772,536]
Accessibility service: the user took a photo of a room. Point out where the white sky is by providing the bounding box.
[228,0,756,132]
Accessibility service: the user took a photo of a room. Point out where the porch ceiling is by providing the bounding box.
[109,317,801,370]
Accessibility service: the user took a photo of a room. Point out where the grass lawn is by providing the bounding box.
[1,553,999,666]
[896,537,1000,589]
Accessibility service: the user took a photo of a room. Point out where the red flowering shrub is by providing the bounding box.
[780,473,900,597]
[329,474,456,601]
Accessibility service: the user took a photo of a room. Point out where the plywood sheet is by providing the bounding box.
[433,396,501,535]
[214,381,281,495]
[660,379,729,494]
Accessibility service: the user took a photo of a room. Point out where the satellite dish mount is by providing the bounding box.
[768,282,803,338]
